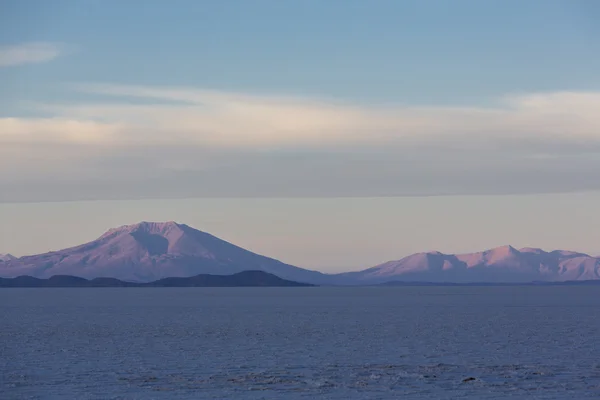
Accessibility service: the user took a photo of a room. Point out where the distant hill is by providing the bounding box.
[0,271,314,288]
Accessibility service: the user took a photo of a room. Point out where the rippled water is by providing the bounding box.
[2,286,600,399]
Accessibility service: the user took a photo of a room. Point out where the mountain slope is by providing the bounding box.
[336,246,600,283]
[0,222,329,283]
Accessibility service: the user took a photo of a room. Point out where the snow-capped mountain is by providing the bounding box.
[335,245,600,283]
[0,221,329,283]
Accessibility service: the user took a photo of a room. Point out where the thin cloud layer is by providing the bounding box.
[0,42,63,67]
[1,84,600,202]
[5,84,600,148]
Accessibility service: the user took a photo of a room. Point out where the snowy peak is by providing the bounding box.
[485,244,519,258]
[99,221,184,239]
[95,221,211,257]
[519,247,545,254]
[0,254,16,262]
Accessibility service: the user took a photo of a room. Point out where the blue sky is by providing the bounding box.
[1,0,599,269]
[2,0,600,108]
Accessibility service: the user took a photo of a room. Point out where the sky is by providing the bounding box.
[1,0,599,271]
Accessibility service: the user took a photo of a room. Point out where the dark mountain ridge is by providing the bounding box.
[0,270,314,288]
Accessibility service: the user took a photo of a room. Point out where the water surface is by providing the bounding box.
[2,286,600,399]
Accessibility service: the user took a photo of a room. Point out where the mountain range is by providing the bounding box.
[335,246,600,284]
[1,221,598,284]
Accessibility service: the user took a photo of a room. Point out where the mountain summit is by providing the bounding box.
[0,221,328,283]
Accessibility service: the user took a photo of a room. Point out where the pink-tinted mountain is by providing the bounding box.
[336,245,600,284]
[0,222,329,284]
[1,223,599,284]
[0,254,16,262]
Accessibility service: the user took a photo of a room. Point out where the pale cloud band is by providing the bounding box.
[1,84,600,202]
[0,42,63,67]
[3,84,600,147]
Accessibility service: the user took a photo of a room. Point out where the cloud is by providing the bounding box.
[0,117,120,144]
[28,84,600,148]
[2,84,600,202]
[0,42,63,67]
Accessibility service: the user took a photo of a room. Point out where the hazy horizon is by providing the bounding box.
[2,192,599,273]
